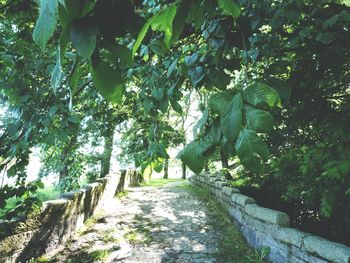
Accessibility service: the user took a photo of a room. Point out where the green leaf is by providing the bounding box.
[150,5,178,48]
[188,66,205,86]
[58,0,84,28]
[132,19,152,57]
[70,18,98,58]
[152,159,163,173]
[266,78,291,101]
[141,162,153,178]
[7,166,16,177]
[151,88,164,101]
[167,58,178,78]
[235,129,269,172]
[193,108,209,137]
[68,114,80,123]
[208,90,236,115]
[49,105,58,116]
[220,93,243,141]
[170,0,191,44]
[337,0,350,7]
[51,45,64,93]
[181,141,206,174]
[103,43,133,67]
[68,57,83,96]
[184,53,198,67]
[59,26,70,61]
[6,124,17,137]
[33,0,58,50]
[243,82,281,108]
[221,138,236,156]
[244,105,274,133]
[170,99,183,114]
[218,0,241,19]
[91,61,125,103]
[209,69,231,90]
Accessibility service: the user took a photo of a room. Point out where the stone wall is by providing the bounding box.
[0,169,140,263]
[189,173,350,263]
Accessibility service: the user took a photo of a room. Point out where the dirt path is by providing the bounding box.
[38,181,250,263]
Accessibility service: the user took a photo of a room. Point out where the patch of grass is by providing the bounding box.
[101,230,120,244]
[26,256,50,263]
[123,214,158,245]
[65,249,111,263]
[85,217,97,227]
[140,178,186,187]
[66,252,91,263]
[36,187,60,202]
[185,184,268,263]
[90,249,110,261]
[116,190,128,199]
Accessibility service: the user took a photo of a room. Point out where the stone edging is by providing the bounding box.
[189,173,350,263]
[0,169,140,263]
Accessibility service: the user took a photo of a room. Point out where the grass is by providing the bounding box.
[181,184,268,263]
[64,248,111,263]
[140,178,186,187]
[123,214,158,245]
[116,190,128,198]
[36,187,60,201]
[101,230,120,244]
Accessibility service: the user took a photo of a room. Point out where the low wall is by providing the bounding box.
[0,169,140,263]
[189,173,350,263]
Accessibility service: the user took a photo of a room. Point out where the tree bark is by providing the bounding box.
[181,161,186,179]
[100,118,117,178]
[204,162,209,172]
[100,127,114,178]
[163,157,169,179]
[220,149,232,180]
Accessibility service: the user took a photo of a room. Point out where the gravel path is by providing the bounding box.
[42,182,228,263]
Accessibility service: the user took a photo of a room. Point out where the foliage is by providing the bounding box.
[1,0,350,246]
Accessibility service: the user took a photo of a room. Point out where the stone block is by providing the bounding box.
[303,235,350,263]
[274,227,309,248]
[231,194,256,206]
[0,230,37,256]
[263,236,290,263]
[290,246,328,263]
[229,205,244,223]
[244,214,277,234]
[83,182,101,190]
[222,186,236,196]
[245,204,290,226]
[215,181,230,189]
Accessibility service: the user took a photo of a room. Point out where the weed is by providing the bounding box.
[247,247,271,262]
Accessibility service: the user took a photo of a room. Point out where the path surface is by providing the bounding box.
[42,182,227,263]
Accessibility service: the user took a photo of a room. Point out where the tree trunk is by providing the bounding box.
[100,126,114,178]
[220,149,232,180]
[163,157,169,179]
[59,133,78,193]
[181,161,186,179]
[205,162,209,172]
